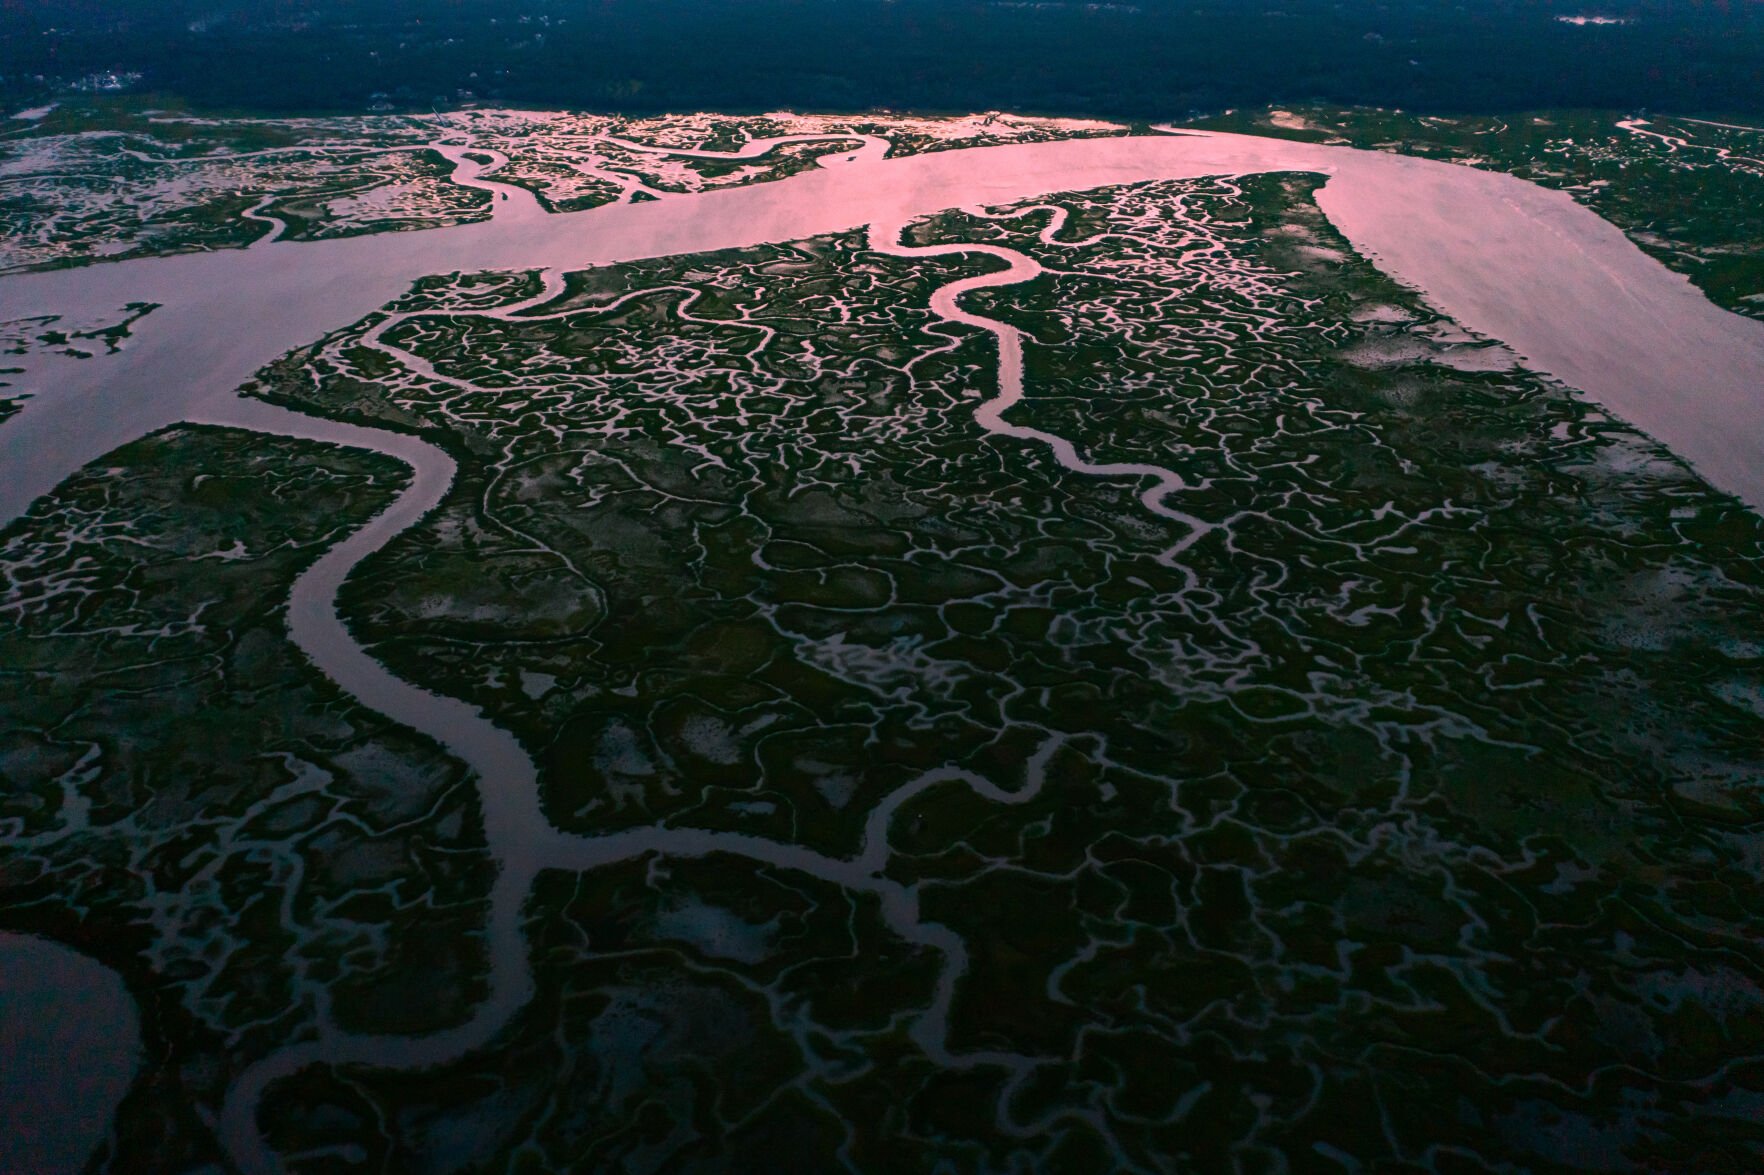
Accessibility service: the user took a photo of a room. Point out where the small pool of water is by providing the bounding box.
[0,932,142,1174]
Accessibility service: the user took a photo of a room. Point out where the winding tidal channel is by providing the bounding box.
[5,127,1764,1171]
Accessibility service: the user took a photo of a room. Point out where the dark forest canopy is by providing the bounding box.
[3,0,1763,119]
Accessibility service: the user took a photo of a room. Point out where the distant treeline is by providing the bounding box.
[4,0,1763,118]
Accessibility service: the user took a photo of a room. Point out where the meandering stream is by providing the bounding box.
[6,126,1764,1171]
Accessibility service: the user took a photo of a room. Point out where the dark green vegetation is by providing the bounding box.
[5,0,1764,119]
[256,241,1010,856]
[5,97,1764,1170]
[0,426,491,1168]
[0,111,488,272]
[241,174,1764,1168]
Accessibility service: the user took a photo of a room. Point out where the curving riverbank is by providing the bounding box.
[7,129,1764,526]
[869,210,1219,574]
[8,125,1764,1170]
[201,228,1139,1170]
